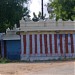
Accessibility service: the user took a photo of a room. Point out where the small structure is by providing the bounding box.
[1,27,21,60]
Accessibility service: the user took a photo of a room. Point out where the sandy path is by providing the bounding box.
[0,61,75,75]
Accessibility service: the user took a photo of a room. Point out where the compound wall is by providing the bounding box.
[21,33,75,61]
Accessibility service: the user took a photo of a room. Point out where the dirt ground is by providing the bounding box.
[0,61,75,75]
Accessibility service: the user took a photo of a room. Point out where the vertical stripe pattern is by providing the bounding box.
[70,34,74,53]
[32,34,35,55]
[65,34,68,53]
[30,35,32,54]
[60,34,63,54]
[44,34,48,54]
[35,34,37,54]
[54,34,58,53]
[49,34,52,54]
[21,34,75,58]
[23,35,26,54]
[40,34,42,54]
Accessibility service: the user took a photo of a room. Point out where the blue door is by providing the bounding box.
[6,40,21,60]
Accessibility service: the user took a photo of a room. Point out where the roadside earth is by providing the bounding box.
[0,61,75,75]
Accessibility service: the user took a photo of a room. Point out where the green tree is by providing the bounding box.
[48,0,75,21]
[0,0,30,32]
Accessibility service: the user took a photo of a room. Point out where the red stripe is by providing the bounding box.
[23,35,26,54]
[54,34,58,53]
[70,34,74,53]
[40,34,42,54]
[44,34,48,54]
[65,34,68,53]
[30,35,32,54]
[35,34,37,54]
[49,34,52,54]
[60,34,63,54]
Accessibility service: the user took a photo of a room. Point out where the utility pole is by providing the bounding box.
[41,0,43,19]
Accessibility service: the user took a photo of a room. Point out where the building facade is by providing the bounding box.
[0,19,75,61]
[20,19,75,61]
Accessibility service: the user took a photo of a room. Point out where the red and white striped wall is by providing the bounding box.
[21,34,75,61]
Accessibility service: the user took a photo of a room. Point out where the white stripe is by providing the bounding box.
[73,34,75,54]
[32,34,35,56]
[57,34,60,56]
[47,34,50,55]
[26,34,29,57]
[52,34,55,55]
[42,34,45,55]
[68,34,71,56]
[37,34,40,56]
[62,34,65,56]
[21,35,24,55]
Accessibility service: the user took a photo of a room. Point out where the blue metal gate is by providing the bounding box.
[6,40,21,60]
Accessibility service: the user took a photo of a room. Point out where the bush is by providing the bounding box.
[0,58,8,63]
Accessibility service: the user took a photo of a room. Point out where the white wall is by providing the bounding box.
[20,19,75,32]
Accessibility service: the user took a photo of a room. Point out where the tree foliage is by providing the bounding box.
[48,0,75,21]
[0,0,29,32]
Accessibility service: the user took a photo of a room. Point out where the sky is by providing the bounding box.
[28,0,49,18]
